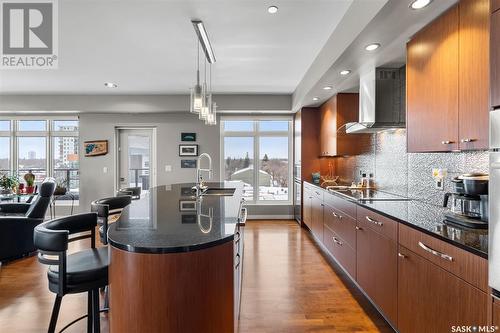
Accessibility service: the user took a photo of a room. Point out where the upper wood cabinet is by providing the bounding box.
[319,93,370,157]
[407,6,459,152]
[407,0,490,152]
[459,0,490,150]
[492,0,500,12]
[492,8,500,108]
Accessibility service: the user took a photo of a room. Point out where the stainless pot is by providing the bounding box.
[459,173,489,196]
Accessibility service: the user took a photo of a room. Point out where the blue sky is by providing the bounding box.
[224,137,288,159]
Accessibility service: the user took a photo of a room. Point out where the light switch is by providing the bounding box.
[165,165,172,172]
[103,167,108,173]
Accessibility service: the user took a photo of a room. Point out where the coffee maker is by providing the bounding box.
[443,173,488,229]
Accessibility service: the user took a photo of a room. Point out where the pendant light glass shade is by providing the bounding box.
[190,77,203,114]
[206,102,217,126]
[199,86,211,120]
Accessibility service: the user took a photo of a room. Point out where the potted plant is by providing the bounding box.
[54,178,67,196]
[0,174,19,195]
[24,171,35,194]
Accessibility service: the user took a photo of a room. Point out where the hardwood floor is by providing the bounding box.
[0,220,392,333]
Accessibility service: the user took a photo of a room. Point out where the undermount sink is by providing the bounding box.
[201,188,236,196]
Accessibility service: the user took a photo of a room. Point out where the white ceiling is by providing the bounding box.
[0,0,356,94]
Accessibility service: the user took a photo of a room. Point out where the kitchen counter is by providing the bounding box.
[108,181,244,254]
[304,181,488,259]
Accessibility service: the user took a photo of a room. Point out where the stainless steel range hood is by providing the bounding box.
[346,66,406,134]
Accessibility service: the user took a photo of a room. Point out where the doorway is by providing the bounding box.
[116,128,156,196]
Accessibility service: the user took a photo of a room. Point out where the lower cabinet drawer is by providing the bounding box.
[323,225,356,279]
[399,224,488,292]
[324,203,356,248]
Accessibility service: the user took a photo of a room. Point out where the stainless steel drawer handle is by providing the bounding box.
[234,231,240,243]
[460,138,476,143]
[332,237,343,246]
[332,211,343,219]
[366,216,383,226]
[355,226,362,231]
[418,241,453,262]
[398,252,407,259]
[441,140,454,145]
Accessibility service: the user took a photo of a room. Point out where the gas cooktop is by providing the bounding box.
[327,188,412,202]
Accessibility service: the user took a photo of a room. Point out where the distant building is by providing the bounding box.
[230,165,272,186]
[27,151,36,159]
[56,126,78,166]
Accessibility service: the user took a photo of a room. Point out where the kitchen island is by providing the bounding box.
[107,182,245,333]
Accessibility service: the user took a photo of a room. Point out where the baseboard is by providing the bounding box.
[247,215,294,220]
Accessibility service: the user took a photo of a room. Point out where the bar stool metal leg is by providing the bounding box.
[87,291,92,333]
[92,289,100,333]
[48,295,62,333]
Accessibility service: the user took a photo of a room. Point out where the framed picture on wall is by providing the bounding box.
[181,159,197,168]
[179,144,198,156]
[181,133,197,142]
[84,140,108,157]
[179,200,197,211]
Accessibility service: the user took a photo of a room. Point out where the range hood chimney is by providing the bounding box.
[346,66,406,134]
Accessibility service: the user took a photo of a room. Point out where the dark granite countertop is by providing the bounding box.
[304,181,488,259]
[108,182,244,254]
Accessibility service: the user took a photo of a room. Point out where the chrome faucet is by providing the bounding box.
[194,153,212,195]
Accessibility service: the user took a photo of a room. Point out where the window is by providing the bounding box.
[0,118,79,197]
[221,118,292,204]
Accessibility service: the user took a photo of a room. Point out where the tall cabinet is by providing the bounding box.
[492,0,500,108]
[407,0,490,152]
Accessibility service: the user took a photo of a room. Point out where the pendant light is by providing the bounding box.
[199,58,210,120]
[190,42,203,114]
[205,64,217,125]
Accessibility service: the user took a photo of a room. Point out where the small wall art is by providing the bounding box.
[179,200,197,211]
[181,132,197,142]
[181,159,197,168]
[84,140,108,157]
[179,144,199,156]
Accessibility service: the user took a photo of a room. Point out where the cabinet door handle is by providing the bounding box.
[332,211,343,219]
[366,216,383,226]
[332,237,343,246]
[418,241,453,262]
[235,253,241,269]
[460,138,476,143]
[398,252,407,259]
[321,203,324,207]
[355,226,362,231]
[234,231,240,243]
[441,140,454,145]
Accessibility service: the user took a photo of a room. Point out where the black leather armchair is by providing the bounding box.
[0,178,56,261]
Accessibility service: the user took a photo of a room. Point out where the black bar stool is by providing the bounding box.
[116,187,141,200]
[34,213,108,333]
[90,196,132,245]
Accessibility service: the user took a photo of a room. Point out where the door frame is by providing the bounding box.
[114,126,157,193]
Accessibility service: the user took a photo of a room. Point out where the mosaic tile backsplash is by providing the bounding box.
[331,129,489,207]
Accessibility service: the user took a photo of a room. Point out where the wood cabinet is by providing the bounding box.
[459,0,490,149]
[319,93,370,157]
[356,223,397,326]
[407,0,490,152]
[493,0,500,13]
[398,246,488,333]
[323,225,356,278]
[492,8,500,108]
[493,295,500,326]
[407,5,459,152]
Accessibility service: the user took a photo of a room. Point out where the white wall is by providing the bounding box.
[78,112,221,211]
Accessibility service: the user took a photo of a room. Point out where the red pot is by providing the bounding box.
[26,186,35,194]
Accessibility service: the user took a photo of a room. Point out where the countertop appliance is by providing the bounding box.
[489,109,500,295]
[346,66,406,134]
[443,173,488,229]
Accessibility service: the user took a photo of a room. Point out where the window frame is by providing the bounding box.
[220,116,293,205]
[0,116,79,192]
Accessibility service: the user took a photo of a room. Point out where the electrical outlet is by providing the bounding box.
[165,165,172,172]
[103,167,108,173]
[435,178,444,190]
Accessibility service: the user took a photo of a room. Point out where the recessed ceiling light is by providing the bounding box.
[313,97,319,101]
[340,70,351,76]
[268,6,278,14]
[365,43,381,51]
[323,86,333,90]
[410,0,432,10]
[104,82,118,88]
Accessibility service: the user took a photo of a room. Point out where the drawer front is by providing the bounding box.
[324,204,356,248]
[323,226,356,278]
[399,224,488,292]
[304,182,323,200]
[357,205,398,241]
[324,192,356,218]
